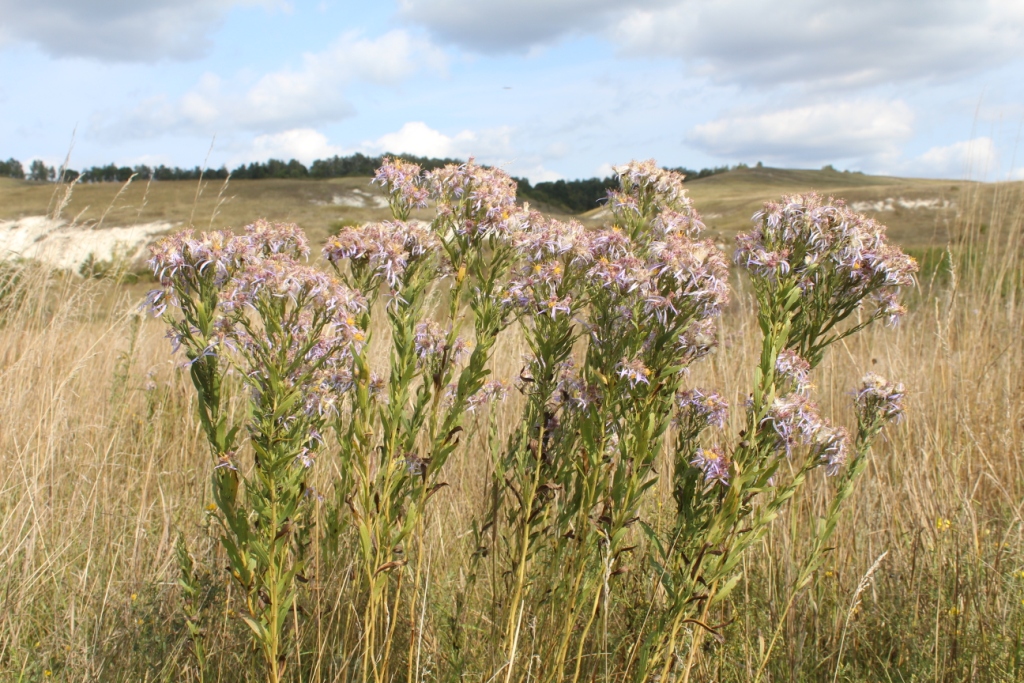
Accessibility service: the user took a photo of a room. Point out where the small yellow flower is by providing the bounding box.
[457,264,467,283]
[345,316,355,326]
[947,606,960,617]
[936,518,952,532]
[206,503,217,512]
[44,671,52,678]
[354,332,366,342]
[130,593,138,602]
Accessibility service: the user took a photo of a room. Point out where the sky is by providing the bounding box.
[1,0,1023,183]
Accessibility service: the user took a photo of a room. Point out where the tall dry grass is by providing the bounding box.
[0,181,1022,681]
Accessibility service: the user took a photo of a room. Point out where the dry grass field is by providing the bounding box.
[1,170,1023,681]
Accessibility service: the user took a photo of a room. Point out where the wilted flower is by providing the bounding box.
[812,423,850,475]
[413,321,470,369]
[775,349,812,393]
[855,372,905,424]
[467,380,511,412]
[691,446,731,486]
[764,393,824,456]
[677,318,719,365]
[675,388,729,430]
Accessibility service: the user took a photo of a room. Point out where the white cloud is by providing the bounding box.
[0,0,279,62]
[358,121,514,160]
[401,0,1024,86]
[908,137,1000,179]
[104,31,446,137]
[397,0,646,53]
[355,122,564,183]
[612,0,1024,86]
[687,100,914,166]
[244,128,343,165]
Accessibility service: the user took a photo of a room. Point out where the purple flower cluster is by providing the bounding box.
[855,372,906,424]
[467,380,511,412]
[503,218,591,319]
[426,159,527,239]
[373,157,429,213]
[690,446,731,486]
[763,393,852,474]
[413,321,471,369]
[323,220,438,291]
[148,220,367,424]
[675,388,729,430]
[735,193,918,325]
[610,160,695,216]
[763,394,823,456]
[775,349,812,393]
[617,358,652,388]
[147,220,312,306]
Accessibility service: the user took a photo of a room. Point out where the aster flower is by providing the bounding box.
[855,372,905,424]
[775,349,812,393]
[690,446,731,486]
[675,388,729,430]
[812,423,851,475]
[617,358,652,388]
[735,193,918,329]
[323,220,439,292]
[426,158,526,240]
[374,156,429,215]
[467,380,511,412]
[763,393,825,456]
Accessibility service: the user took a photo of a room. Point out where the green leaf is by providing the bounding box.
[711,573,741,606]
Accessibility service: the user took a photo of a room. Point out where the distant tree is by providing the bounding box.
[29,160,53,182]
[0,158,25,179]
[515,176,619,213]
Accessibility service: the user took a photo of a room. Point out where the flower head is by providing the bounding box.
[426,159,526,240]
[775,349,812,393]
[617,358,652,388]
[675,388,729,430]
[323,220,438,291]
[764,393,824,456]
[691,446,731,486]
[374,157,429,212]
[736,193,918,325]
[855,372,905,424]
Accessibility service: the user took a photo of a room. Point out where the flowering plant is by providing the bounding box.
[150,160,915,683]
[148,221,365,683]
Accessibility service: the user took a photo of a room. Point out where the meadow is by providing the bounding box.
[0,163,1022,683]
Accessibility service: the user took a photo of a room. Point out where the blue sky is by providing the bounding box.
[1,0,1023,182]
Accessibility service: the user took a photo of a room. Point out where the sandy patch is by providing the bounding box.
[0,216,175,272]
[851,197,956,213]
[311,188,389,209]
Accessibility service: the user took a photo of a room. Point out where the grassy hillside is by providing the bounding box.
[2,167,1014,252]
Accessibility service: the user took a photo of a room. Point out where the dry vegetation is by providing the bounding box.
[0,172,1023,682]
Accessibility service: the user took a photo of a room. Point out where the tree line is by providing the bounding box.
[0,153,740,214]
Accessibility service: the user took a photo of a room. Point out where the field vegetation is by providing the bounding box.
[0,160,1022,682]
